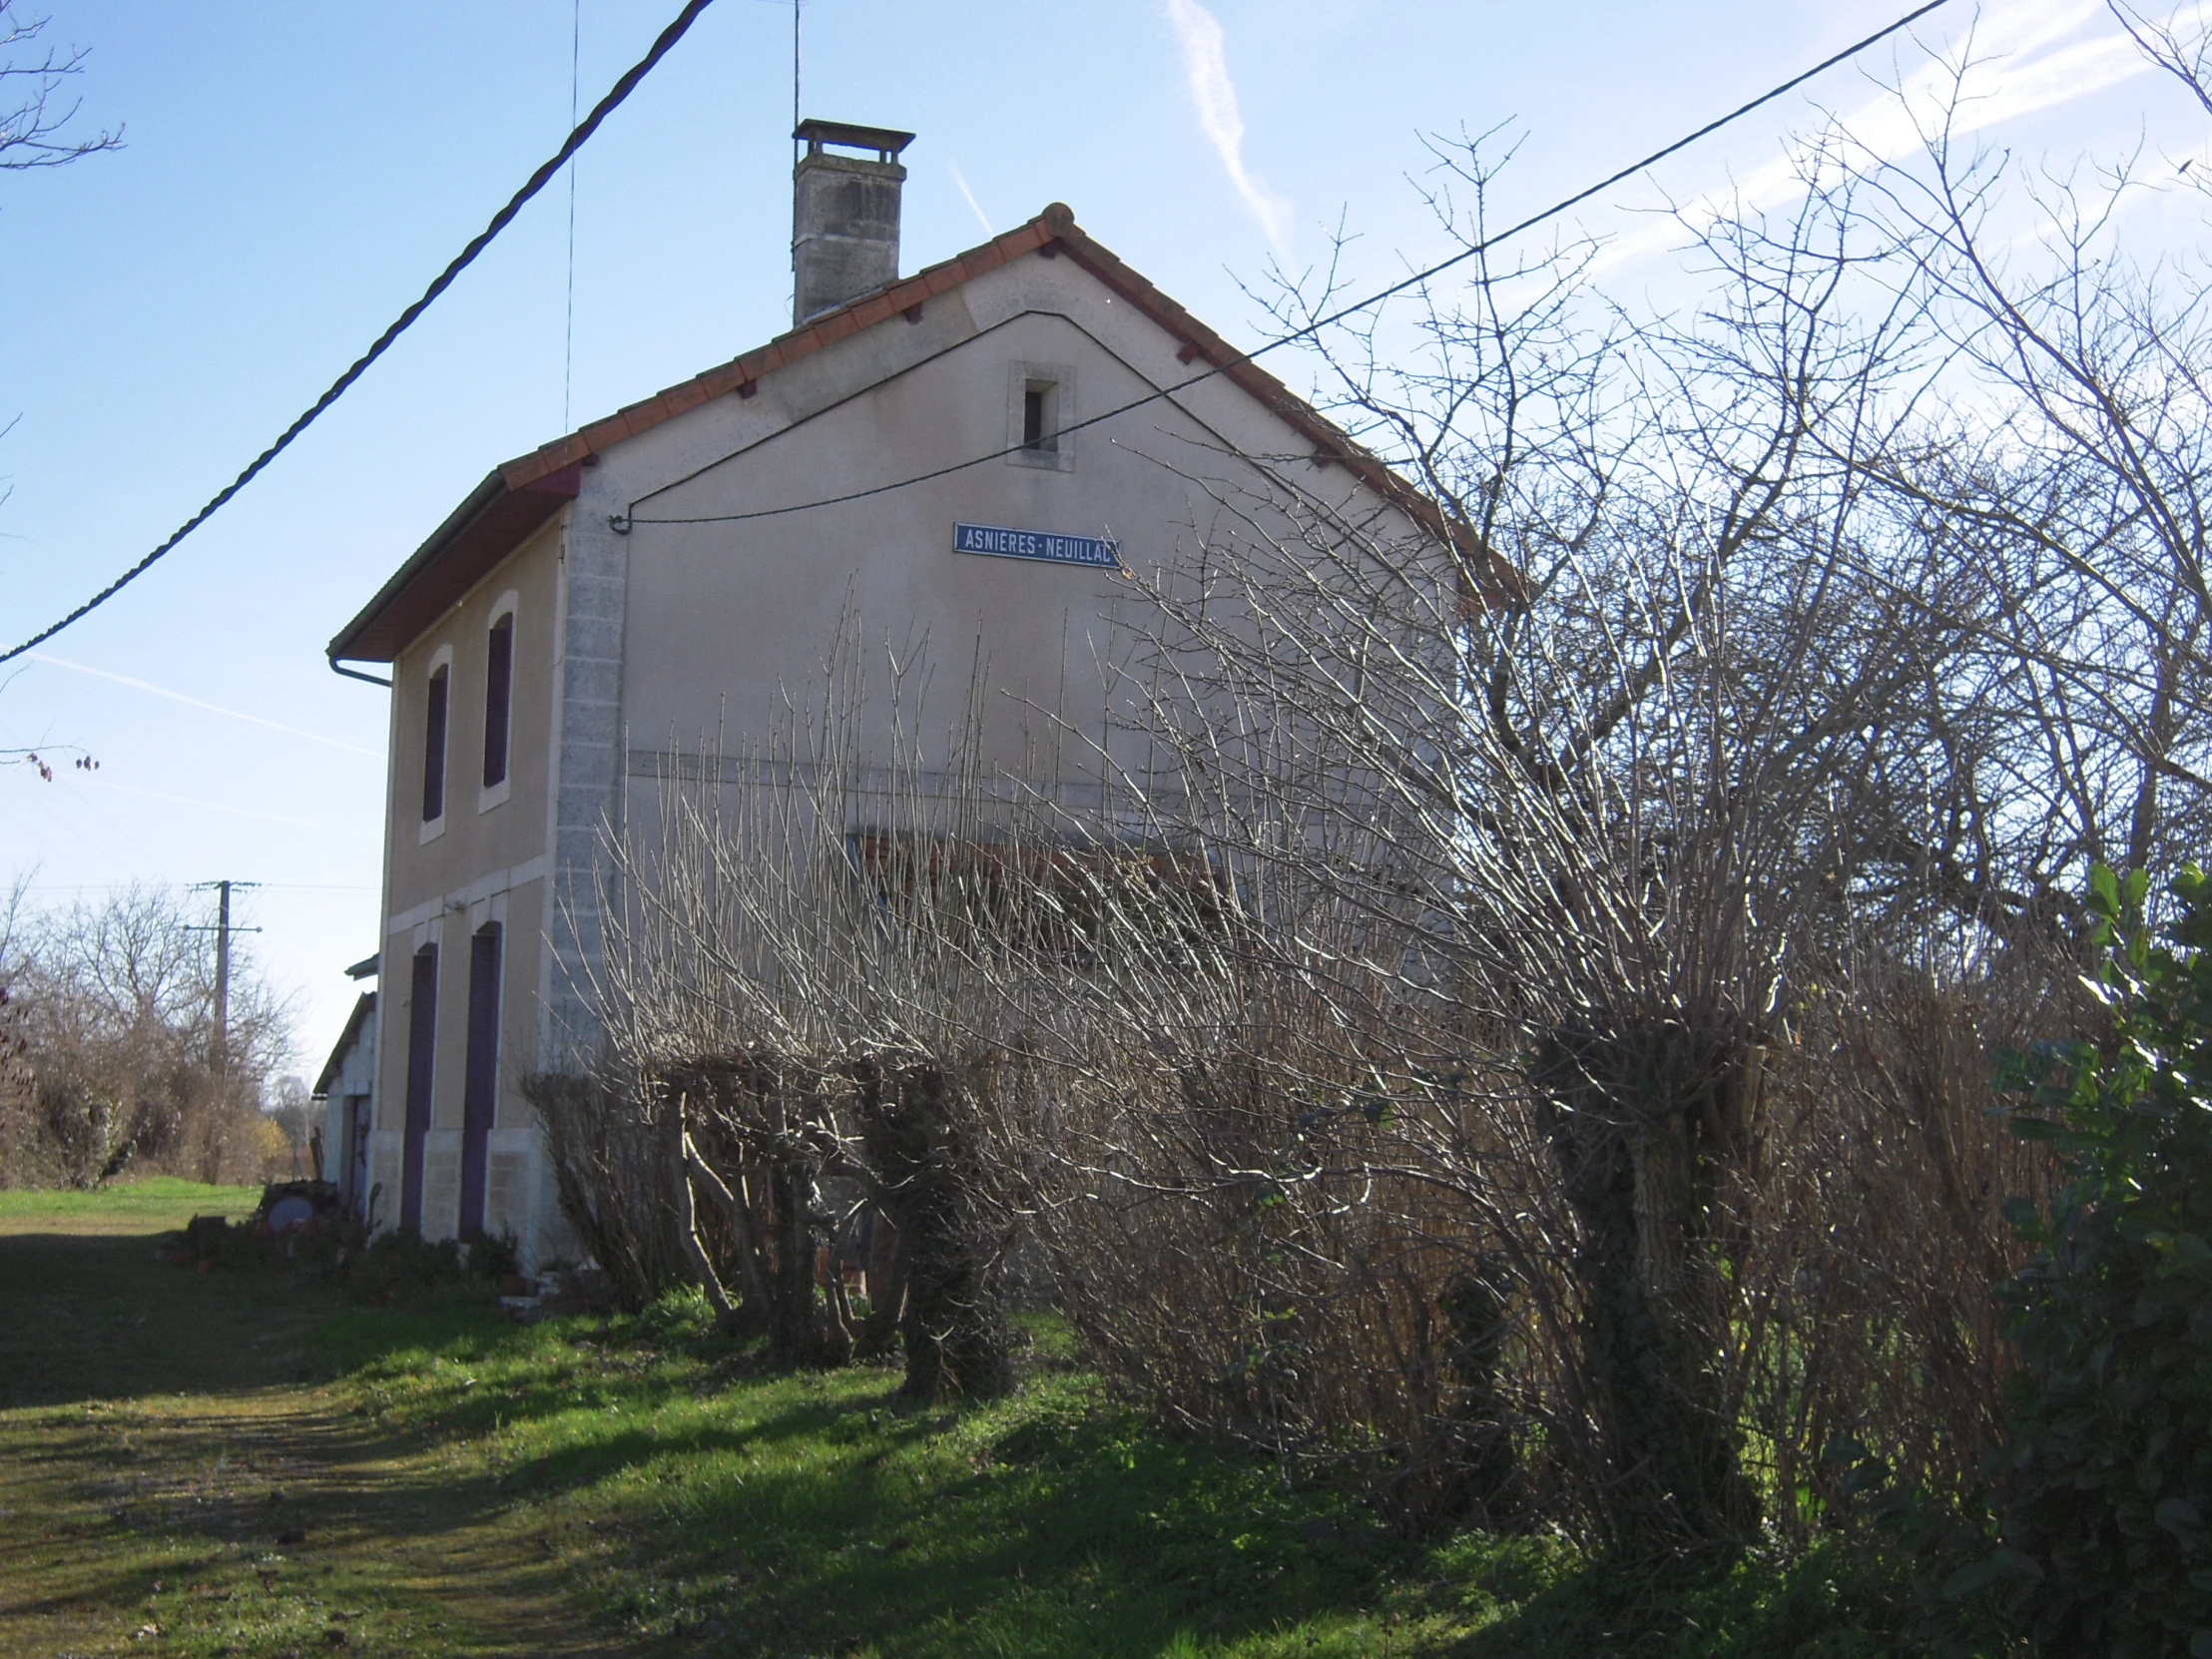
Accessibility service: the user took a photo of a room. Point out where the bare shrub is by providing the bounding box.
[521,1067,688,1311]
[1727,958,2080,1527]
[1042,114,2119,1545]
[561,631,1033,1395]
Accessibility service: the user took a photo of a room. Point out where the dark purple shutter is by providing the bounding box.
[422,666,448,822]
[482,616,512,789]
[457,924,502,1241]
[399,944,437,1234]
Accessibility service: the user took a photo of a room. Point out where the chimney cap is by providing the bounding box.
[795,118,915,162]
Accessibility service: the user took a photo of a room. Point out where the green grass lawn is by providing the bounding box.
[0,1174,262,1236]
[0,1183,2011,1658]
[307,1302,1546,1657]
[300,1302,2003,1659]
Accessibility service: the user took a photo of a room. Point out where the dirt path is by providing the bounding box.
[0,1208,621,1659]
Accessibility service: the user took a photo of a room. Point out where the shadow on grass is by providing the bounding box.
[0,1222,2032,1659]
[0,1374,622,1654]
[469,1361,1411,1656]
[1431,1535,2006,1659]
[0,1230,335,1407]
[262,1274,1416,1656]
[0,1224,639,1654]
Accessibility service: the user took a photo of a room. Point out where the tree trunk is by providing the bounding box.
[1439,1267,1519,1520]
[682,1138,771,1335]
[854,1057,1011,1401]
[668,1103,752,1337]
[685,1059,851,1369]
[1539,1026,1756,1549]
[766,1150,821,1368]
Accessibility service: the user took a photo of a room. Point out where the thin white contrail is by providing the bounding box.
[948,160,994,237]
[1164,0,1289,250]
[73,775,332,830]
[28,653,380,758]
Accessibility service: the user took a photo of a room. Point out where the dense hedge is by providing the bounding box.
[1987,863,2212,1655]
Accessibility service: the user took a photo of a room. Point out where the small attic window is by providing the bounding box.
[1008,362,1074,471]
[1022,381,1058,452]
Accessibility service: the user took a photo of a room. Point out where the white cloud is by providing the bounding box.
[1590,0,2200,275]
[1163,0,1291,249]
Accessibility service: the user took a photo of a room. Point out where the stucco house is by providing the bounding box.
[326,121,1449,1265]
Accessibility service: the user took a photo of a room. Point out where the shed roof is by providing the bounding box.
[312,990,375,1100]
[329,203,1476,665]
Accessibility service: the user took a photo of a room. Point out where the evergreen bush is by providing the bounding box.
[1986,862,2212,1655]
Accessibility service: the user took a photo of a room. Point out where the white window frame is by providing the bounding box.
[419,643,454,843]
[478,590,519,815]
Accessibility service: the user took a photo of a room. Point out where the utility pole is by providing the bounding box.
[214,879,232,1073]
[189,880,261,1076]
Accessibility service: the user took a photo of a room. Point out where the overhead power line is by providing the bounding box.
[5,0,1951,663]
[619,0,1955,532]
[0,0,720,669]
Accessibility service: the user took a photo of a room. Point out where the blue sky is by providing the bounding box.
[1,0,2203,1073]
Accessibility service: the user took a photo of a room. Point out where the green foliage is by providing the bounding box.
[1987,861,2212,1655]
[1456,1538,2010,1659]
[346,1227,500,1304]
[322,1294,1993,1656]
[173,1215,522,1307]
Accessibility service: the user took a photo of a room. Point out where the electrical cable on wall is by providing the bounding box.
[0,0,720,669]
[617,0,1955,532]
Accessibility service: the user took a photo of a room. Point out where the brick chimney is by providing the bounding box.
[792,119,915,326]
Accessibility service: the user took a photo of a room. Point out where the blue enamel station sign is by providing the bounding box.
[952,521,1121,569]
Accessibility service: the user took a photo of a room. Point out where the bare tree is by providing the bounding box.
[0,875,32,1152]
[0,2,117,171]
[268,1072,315,1177]
[1074,117,2106,1544]
[2,663,99,783]
[2111,0,2212,122]
[2,884,294,1187]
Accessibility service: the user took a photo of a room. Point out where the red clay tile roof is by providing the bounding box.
[331,204,1477,665]
[489,208,1068,497]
